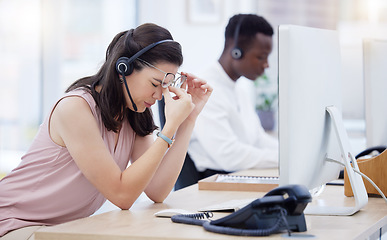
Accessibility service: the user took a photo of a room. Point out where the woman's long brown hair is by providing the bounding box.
[66,23,183,136]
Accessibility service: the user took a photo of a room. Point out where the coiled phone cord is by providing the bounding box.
[171,212,213,226]
[171,208,292,236]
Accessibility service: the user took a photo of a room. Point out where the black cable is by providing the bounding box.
[171,207,291,237]
[171,212,213,226]
[120,72,137,112]
[279,208,291,236]
[202,219,282,236]
[202,208,285,236]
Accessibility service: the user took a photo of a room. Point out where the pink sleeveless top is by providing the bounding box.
[0,89,135,236]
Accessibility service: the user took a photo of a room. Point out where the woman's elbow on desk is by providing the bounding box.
[145,191,168,204]
[113,190,168,209]
[106,187,141,210]
[144,185,172,203]
[112,196,136,210]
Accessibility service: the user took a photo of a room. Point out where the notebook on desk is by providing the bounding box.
[198,198,256,212]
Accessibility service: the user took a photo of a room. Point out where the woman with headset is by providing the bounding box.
[0,23,212,239]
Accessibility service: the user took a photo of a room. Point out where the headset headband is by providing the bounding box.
[127,39,175,64]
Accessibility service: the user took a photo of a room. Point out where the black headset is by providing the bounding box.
[115,39,174,76]
[115,38,175,112]
[231,16,245,60]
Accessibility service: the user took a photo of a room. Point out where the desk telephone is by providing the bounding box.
[171,184,312,236]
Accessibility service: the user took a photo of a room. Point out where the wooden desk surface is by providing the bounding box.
[35,169,387,240]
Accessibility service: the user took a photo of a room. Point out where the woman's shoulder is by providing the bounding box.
[55,89,97,117]
[64,88,96,107]
[54,96,91,119]
[64,88,94,102]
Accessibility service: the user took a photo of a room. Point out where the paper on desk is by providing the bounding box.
[197,198,255,212]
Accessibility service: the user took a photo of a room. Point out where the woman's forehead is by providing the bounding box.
[152,61,179,74]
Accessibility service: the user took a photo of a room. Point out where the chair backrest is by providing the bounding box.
[157,98,200,190]
[158,97,166,129]
[174,154,200,190]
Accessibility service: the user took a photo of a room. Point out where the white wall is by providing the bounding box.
[140,0,386,121]
[138,0,260,74]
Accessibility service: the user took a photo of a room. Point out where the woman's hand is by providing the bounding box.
[162,86,195,131]
[181,72,213,122]
[143,73,212,200]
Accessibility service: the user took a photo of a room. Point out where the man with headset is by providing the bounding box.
[177,14,278,189]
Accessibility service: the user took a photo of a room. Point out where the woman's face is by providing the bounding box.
[123,62,179,112]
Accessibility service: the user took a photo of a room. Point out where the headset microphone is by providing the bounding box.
[117,66,138,112]
[123,77,138,112]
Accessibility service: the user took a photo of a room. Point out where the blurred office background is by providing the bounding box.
[1,0,387,175]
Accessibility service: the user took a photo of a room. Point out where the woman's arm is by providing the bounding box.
[143,75,213,201]
[51,75,211,209]
[50,90,192,210]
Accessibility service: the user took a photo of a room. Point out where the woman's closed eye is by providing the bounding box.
[151,79,163,87]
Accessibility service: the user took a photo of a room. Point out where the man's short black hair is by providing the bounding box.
[225,14,274,50]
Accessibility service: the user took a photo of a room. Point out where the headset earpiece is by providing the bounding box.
[231,47,243,59]
[116,57,133,76]
[231,16,245,60]
[116,39,175,76]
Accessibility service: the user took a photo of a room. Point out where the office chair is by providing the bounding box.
[339,145,386,179]
[355,145,386,159]
[174,154,200,190]
[158,97,200,190]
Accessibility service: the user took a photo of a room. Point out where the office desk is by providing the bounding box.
[35,169,387,240]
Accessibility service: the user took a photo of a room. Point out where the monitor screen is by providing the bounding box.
[277,25,368,215]
[363,39,387,148]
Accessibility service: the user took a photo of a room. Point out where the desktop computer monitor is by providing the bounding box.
[278,25,368,215]
[363,39,387,148]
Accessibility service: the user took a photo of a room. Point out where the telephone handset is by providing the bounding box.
[171,184,312,236]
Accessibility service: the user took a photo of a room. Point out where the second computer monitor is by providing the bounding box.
[363,39,387,148]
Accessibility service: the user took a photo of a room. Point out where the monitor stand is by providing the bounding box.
[304,106,368,216]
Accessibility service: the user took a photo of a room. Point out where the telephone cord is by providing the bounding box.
[171,212,213,226]
[171,207,291,236]
[202,207,290,236]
